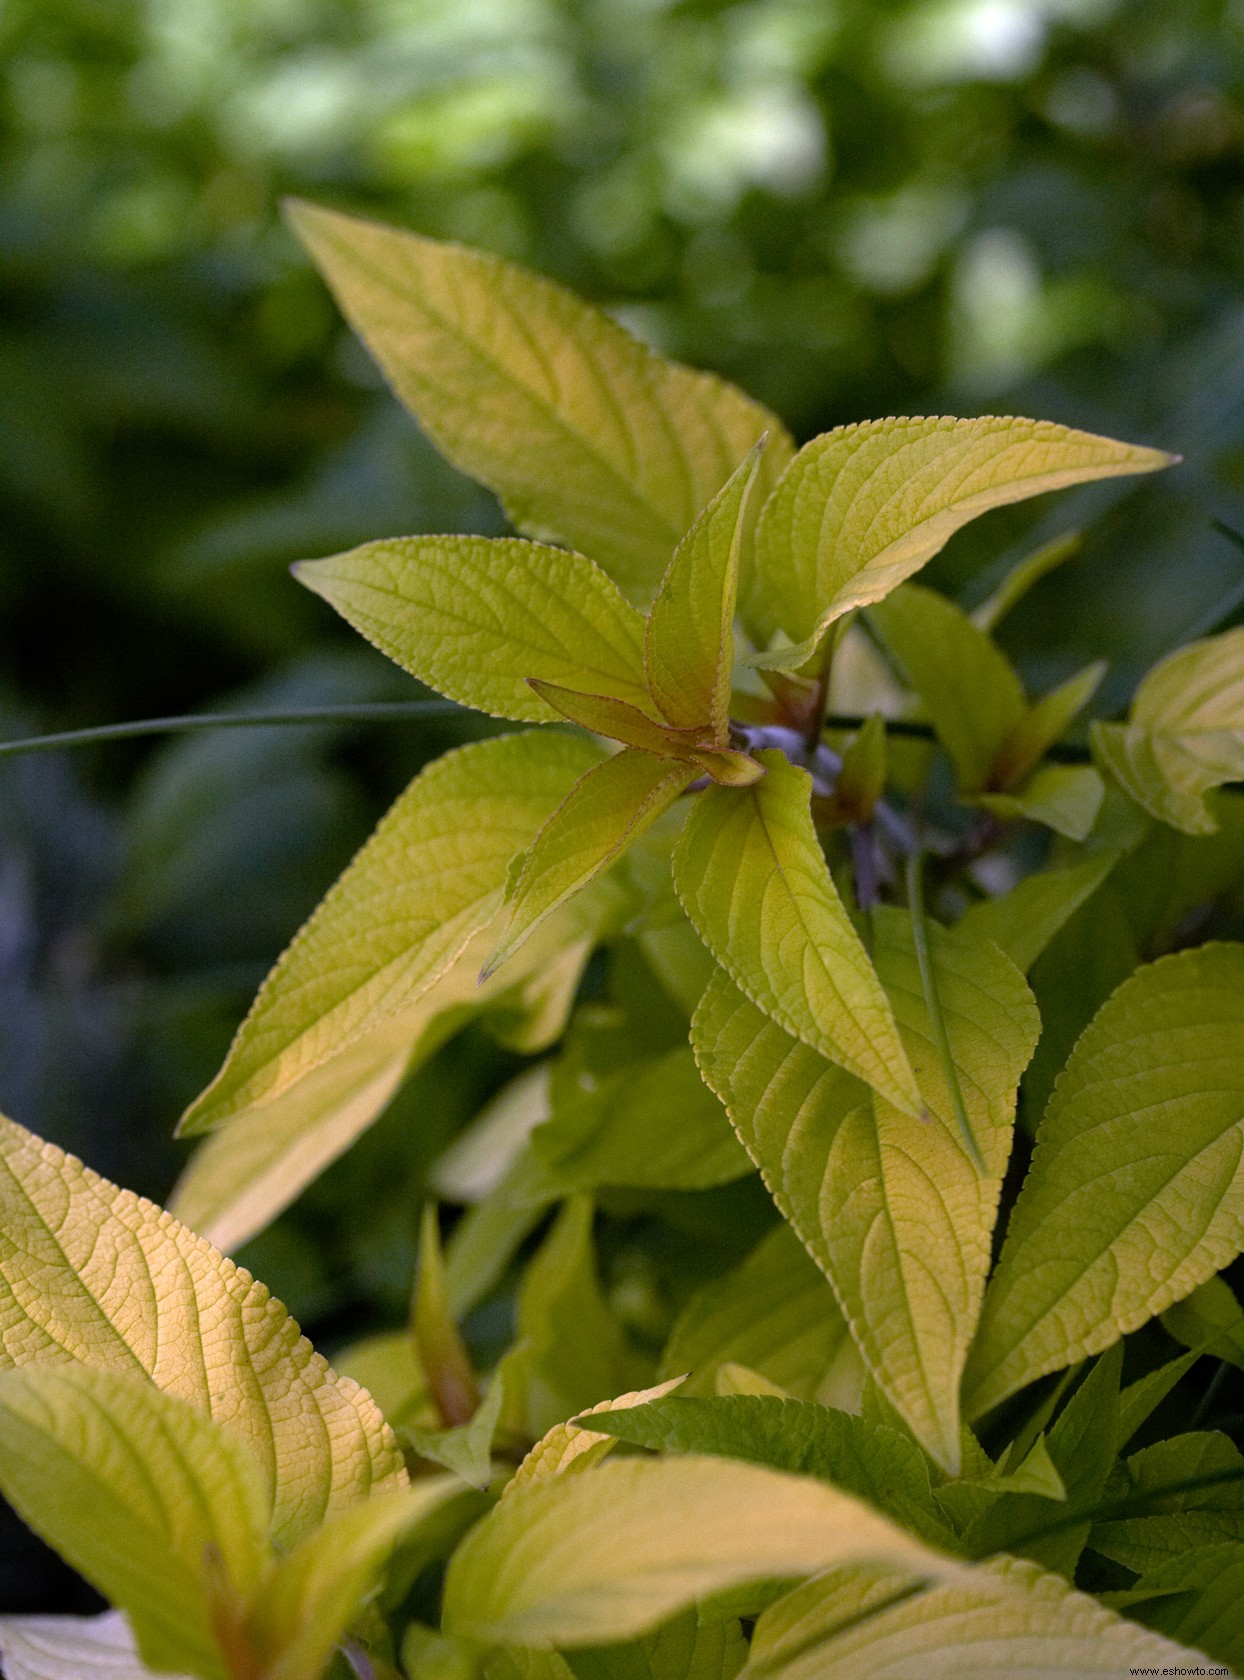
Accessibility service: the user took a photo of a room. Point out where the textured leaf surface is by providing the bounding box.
[585,1395,954,1547]
[1108,1542,1244,1671]
[657,1224,860,1405]
[1091,1431,1244,1573]
[288,202,792,603]
[741,1554,1208,1679]
[294,536,649,721]
[441,1456,953,1647]
[509,1379,686,1495]
[489,750,695,975]
[866,585,1025,791]
[966,943,1244,1417]
[692,913,1039,1471]
[957,851,1118,974]
[249,1481,458,1680]
[0,1612,186,1680]
[181,730,601,1135]
[748,416,1170,668]
[646,443,763,737]
[0,1367,269,1680]
[0,1115,404,1545]
[1093,628,1244,834]
[674,752,920,1116]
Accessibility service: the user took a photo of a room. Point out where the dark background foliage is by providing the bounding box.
[3,0,1244,1612]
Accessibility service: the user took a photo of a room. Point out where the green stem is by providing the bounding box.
[0,700,465,758]
[906,850,985,1172]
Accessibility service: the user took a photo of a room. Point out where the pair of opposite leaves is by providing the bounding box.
[272,200,1171,1124]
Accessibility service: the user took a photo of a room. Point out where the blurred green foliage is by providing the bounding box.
[3,0,1244,1607]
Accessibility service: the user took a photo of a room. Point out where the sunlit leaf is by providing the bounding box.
[181,731,601,1136]
[966,942,1244,1417]
[294,536,650,720]
[741,1553,1210,1678]
[674,752,921,1117]
[440,1456,955,1648]
[487,749,696,977]
[0,1367,270,1680]
[0,1612,186,1680]
[1093,628,1244,834]
[646,442,765,739]
[287,202,792,604]
[748,416,1170,669]
[692,912,1039,1471]
[0,1115,404,1545]
[508,1379,687,1495]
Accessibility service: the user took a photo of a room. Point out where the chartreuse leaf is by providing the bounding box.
[294,536,650,722]
[508,1378,687,1495]
[170,883,619,1252]
[181,730,602,1136]
[657,1224,862,1406]
[867,585,1026,792]
[966,943,1244,1418]
[530,1046,751,1193]
[287,201,792,605]
[1090,1431,1244,1572]
[693,912,1039,1473]
[1093,627,1244,834]
[1162,1274,1244,1371]
[646,442,765,739]
[957,850,1119,974]
[747,416,1170,669]
[414,1206,480,1429]
[486,750,697,978]
[440,1456,955,1647]
[583,1395,954,1549]
[0,1366,269,1680]
[247,1480,459,1680]
[0,1115,403,1545]
[740,1554,1210,1679]
[674,752,921,1118]
[526,685,762,787]
[0,1611,185,1680]
[566,1611,746,1680]
[971,530,1082,632]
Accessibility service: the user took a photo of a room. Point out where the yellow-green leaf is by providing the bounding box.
[692,912,1040,1472]
[0,1366,270,1680]
[673,751,921,1118]
[180,730,602,1136]
[287,201,793,604]
[741,1554,1211,1678]
[1092,627,1244,834]
[249,1481,459,1680]
[440,1457,954,1648]
[867,585,1026,793]
[646,442,765,739]
[171,893,616,1253]
[486,750,696,977]
[526,682,698,757]
[965,942,1244,1418]
[748,416,1172,669]
[294,536,650,721]
[0,1114,405,1545]
[507,1378,686,1496]
[988,660,1106,791]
